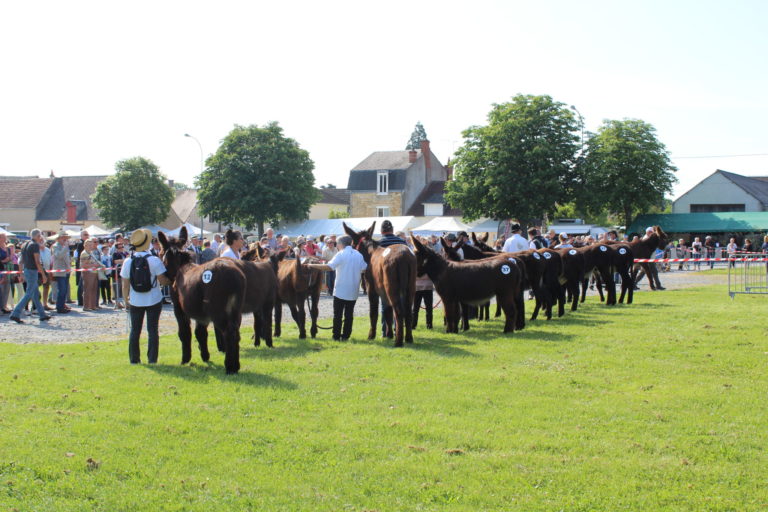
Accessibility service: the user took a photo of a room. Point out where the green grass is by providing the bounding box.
[2,285,767,511]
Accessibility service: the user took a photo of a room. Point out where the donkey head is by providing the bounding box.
[158,226,192,282]
[471,233,494,253]
[653,226,668,249]
[343,221,378,258]
[411,232,445,280]
[442,237,462,262]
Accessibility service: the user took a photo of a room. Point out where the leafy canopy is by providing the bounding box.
[92,156,174,231]
[196,122,317,234]
[581,118,677,228]
[445,94,580,225]
[405,122,429,150]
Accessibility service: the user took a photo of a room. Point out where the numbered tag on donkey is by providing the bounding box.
[619,248,627,255]
[543,252,552,259]
[533,252,541,260]
[202,270,213,284]
[383,248,391,257]
[600,245,608,252]
[569,249,577,255]
[501,264,511,275]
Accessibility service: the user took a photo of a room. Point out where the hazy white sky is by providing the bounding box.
[1,0,766,199]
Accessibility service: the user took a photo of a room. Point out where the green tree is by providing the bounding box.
[172,181,191,191]
[320,183,337,189]
[445,94,580,227]
[328,209,350,219]
[92,157,174,231]
[581,119,677,228]
[196,122,317,235]
[405,121,429,150]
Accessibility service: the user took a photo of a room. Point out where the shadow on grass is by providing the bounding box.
[242,337,323,361]
[145,362,297,389]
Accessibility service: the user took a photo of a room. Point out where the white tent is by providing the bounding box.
[468,218,502,235]
[0,226,12,236]
[84,224,111,236]
[411,216,473,234]
[134,225,170,237]
[278,216,416,238]
[167,223,214,238]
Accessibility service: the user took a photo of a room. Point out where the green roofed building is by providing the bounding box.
[628,212,768,235]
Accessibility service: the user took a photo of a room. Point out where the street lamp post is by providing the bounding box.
[184,133,205,239]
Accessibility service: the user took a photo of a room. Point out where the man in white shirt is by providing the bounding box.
[120,229,170,364]
[502,223,529,253]
[304,235,367,341]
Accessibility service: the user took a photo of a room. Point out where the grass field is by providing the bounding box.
[1,284,767,511]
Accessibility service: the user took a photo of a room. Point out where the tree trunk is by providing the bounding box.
[623,206,632,233]
[257,220,265,238]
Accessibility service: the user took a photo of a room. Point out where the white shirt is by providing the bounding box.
[120,251,167,307]
[327,246,367,301]
[503,233,529,253]
[221,247,240,260]
[211,240,220,253]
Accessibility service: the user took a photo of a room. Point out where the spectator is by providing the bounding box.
[304,235,367,341]
[7,244,24,310]
[493,237,504,252]
[74,230,89,306]
[502,224,528,253]
[412,264,434,329]
[211,233,223,255]
[443,233,462,259]
[676,238,688,271]
[80,239,101,311]
[0,232,11,314]
[221,230,244,259]
[9,229,51,323]
[305,236,319,257]
[265,228,278,251]
[52,231,72,314]
[762,235,768,254]
[120,229,169,365]
[111,241,128,310]
[200,241,217,263]
[321,238,339,295]
[726,237,738,268]
[38,240,53,312]
[379,220,407,247]
[637,227,665,289]
[743,238,754,254]
[554,233,573,249]
[528,227,546,250]
[99,245,113,305]
[691,236,703,271]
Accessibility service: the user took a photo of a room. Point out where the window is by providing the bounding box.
[424,203,443,216]
[377,171,388,195]
[376,206,390,217]
[690,204,745,213]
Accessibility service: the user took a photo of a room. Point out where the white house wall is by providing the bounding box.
[672,172,762,213]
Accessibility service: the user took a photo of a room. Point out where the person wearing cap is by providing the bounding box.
[555,232,573,249]
[502,223,528,253]
[378,220,407,247]
[443,233,463,259]
[9,229,51,323]
[120,229,170,364]
[52,230,72,314]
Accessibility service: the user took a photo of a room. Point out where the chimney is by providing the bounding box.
[408,150,417,163]
[420,140,432,184]
[445,163,453,181]
[65,201,77,224]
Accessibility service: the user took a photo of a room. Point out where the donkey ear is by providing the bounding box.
[158,231,170,252]
[256,244,266,259]
[179,226,188,246]
[367,222,376,238]
[342,222,358,239]
[481,232,489,243]
[410,232,423,251]
[471,232,478,244]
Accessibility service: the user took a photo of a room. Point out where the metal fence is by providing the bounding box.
[728,252,768,298]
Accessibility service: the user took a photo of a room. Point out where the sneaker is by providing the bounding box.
[9,316,24,324]
[40,315,52,322]
[56,309,71,314]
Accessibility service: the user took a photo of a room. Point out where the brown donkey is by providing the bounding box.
[411,235,523,334]
[159,227,247,374]
[243,246,323,339]
[343,222,416,346]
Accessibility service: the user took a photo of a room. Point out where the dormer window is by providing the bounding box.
[377,171,388,195]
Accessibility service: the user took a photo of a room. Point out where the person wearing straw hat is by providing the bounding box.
[52,230,72,314]
[120,229,169,364]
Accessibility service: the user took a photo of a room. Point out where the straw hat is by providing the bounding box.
[130,229,152,252]
[57,230,70,238]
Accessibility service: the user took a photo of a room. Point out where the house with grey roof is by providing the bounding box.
[0,175,108,234]
[672,169,768,213]
[309,187,350,219]
[346,140,455,217]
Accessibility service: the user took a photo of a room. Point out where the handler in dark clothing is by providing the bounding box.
[378,220,407,247]
[377,220,408,334]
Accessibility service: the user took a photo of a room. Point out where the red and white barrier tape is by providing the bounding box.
[633,258,768,263]
[0,266,118,275]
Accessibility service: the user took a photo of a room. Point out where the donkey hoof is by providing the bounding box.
[201,353,210,362]
[298,333,306,340]
[266,341,273,348]
[394,341,404,348]
[254,340,261,347]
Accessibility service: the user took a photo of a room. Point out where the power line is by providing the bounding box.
[672,153,768,159]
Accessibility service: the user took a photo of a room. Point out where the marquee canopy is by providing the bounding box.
[411,216,473,234]
[277,216,416,238]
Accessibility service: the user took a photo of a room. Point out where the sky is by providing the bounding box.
[1,0,766,200]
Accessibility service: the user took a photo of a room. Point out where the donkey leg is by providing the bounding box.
[515,291,526,331]
[287,303,306,339]
[403,294,414,344]
[223,315,242,375]
[601,271,616,306]
[262,302,274,347]
[580,277,589,303]
[309,292,319,339]
[500,295,517,334]
[175,315,193,365]
[274,299,282,338]
[368,293,379,340]
[214,326,225,353]
[194,322,210,362]
[253,312,262,347]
